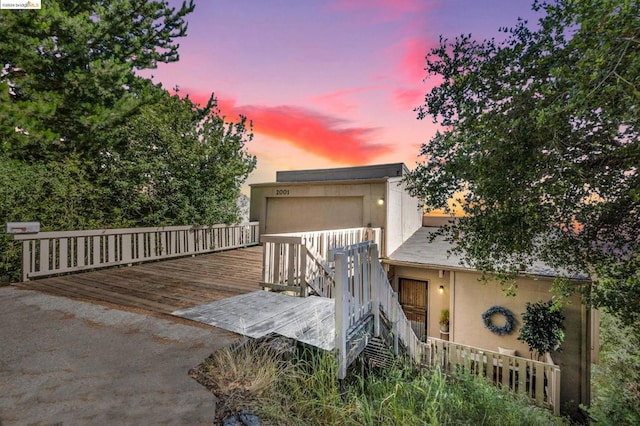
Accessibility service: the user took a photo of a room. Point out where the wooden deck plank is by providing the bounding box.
[19,278,177,313]
[173,291,336,350]
[17,246,264,314]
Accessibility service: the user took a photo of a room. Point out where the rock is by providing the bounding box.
[221,414,240,425]
[220,409,261,426]
[238,409,261,426]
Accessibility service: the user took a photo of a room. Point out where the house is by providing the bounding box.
[251,162,594,414]
[385,222,593,413]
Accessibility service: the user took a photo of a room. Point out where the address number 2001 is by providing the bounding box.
[275,189,290,195]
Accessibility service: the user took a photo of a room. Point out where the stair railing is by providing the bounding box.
[260,227,381,297]
[332,241,424,378]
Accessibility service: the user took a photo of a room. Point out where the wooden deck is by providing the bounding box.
[16,246,263,316]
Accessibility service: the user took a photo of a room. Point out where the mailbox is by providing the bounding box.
[5,222,41,234]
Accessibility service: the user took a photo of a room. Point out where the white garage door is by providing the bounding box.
[265,196,364,234]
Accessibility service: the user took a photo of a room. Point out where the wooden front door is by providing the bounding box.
[399,278,428,341]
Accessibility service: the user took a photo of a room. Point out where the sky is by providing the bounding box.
[139,0,543,193]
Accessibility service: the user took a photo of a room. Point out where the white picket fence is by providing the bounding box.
[13,222,260,281]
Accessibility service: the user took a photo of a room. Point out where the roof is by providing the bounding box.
[275,163,408,183]
[387,227,590,281]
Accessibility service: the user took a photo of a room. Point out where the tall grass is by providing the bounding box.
[200,341,566,425]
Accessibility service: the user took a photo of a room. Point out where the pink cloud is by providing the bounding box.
[239,104,389,163]
[178,89,390,164]
[332,0,425,16]
[397,37,434,84]
[377,37,443,111]
[310,85,387,114]
[393,87,424,110]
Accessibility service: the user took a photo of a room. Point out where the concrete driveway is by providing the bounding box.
[0,286,239,425]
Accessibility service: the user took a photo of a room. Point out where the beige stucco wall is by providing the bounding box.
[250,178,421,256]
[388,264,590,409]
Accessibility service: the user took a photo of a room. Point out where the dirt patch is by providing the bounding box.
[61,312,76,320]
[84,319,106,329]
[151,335,181,345]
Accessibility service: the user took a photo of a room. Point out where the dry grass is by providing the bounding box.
[190,336,295,420]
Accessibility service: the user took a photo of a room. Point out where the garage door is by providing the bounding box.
[265,196,363,234]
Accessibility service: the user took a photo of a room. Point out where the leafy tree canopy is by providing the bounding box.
[98,89,256,227]
[406,0,639,325]
[0,0,194,161]
[0,1,257,281]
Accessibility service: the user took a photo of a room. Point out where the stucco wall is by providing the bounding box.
[250,178,421,256]
[451,271,589,409]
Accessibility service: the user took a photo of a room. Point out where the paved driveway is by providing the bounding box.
[0,286,239,425]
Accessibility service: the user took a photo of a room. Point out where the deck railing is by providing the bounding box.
[260,227,381,297]
[423,338,561,415]
[332,240,560,415]
[13,222,260,282]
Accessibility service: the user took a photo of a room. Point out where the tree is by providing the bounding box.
[98,89,256,226]
[0,1,257,282]
[0,0,194,161]
[591,310,640,424]
[518,300,565,357]
[406,0,639,325]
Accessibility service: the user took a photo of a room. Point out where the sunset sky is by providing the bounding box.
[139,0,542,193]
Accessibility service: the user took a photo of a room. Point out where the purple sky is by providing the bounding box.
[139,0,542,192]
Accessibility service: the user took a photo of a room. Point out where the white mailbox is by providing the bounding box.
[5,222,41,234]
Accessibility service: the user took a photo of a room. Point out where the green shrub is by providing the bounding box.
[590,311,640,424]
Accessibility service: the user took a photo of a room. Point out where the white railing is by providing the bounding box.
[13,222,260,282]
[423,338,561,415]
[332,240,560,415]
[260,227,381,297]
[370,254,425,363]
[332,241,423,378]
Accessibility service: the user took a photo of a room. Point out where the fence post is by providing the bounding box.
[300,246,308,297]
[392,292,399,355]
[553,368,561,416]
[334,250,349,380]
[370,244,380,338]
[22,240,30,282]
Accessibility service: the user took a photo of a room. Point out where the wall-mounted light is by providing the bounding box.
[439,285,444,294]
[377,197,384,206]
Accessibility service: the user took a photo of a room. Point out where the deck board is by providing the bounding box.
[17,246,264,315]
[172,291,336,350]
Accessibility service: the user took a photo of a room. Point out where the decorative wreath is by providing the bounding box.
[482,306,516,336]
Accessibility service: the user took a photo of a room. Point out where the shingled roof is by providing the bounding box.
[387,227,589,280]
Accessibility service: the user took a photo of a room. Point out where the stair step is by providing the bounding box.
[363,337,395,369]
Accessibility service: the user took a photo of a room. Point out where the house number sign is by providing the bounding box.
[275,189,290,195]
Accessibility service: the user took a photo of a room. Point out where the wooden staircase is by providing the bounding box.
[261,228,561,415]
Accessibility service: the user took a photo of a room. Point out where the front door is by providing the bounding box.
[399,278,428,341]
